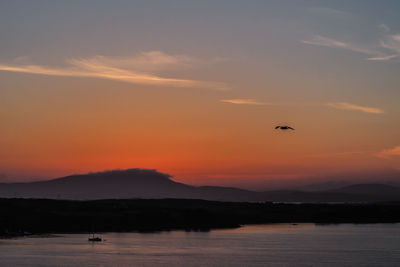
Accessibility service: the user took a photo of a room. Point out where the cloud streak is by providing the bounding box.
[302,35,381,57]
[222,99,384,114]
[379,24,390,33]
[0,51,228,90]
[306,7,354,19]
[302,35,348,49]
[302,30,400,62]
[367,54,399,61]
[220,99,306,106]
[380,34,400,55]
[327,102,384,114]
[377,146,400,159]
[220,99,268,105]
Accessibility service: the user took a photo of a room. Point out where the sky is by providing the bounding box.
[1,0,400,189]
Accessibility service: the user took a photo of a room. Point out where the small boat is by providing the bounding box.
[88,233,102,242]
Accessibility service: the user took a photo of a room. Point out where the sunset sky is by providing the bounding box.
[1,1,399,188]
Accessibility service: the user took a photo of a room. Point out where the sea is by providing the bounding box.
[1,223,399,266]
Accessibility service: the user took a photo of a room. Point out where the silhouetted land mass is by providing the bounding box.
[1,198,400,238]
[1,169,400,203]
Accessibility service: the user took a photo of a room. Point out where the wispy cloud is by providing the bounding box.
[306,7,355,20]
[222,99,384,115]
[302,26,400,62]
[379,23,390,33]
[367,54,399,61]
[327,102,384,114]
[220,99,268,105]
[220,99,306,106]
[377,146,400,159]
[0,51,228,90]
[302,35,381,57]
[302,35,347,48]
[380,34,400,55]
[305,151,373,159]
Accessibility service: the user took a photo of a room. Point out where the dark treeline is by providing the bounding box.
[1,198,400,237]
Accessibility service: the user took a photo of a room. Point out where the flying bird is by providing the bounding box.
[275,126,295,130]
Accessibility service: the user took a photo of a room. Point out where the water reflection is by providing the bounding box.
[1,224,399,267]
[216,223,315,233]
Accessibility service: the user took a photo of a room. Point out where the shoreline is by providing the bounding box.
[3,222,400,239]
[2,198,400,238]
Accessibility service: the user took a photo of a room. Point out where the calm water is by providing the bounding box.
[1,224,399,267]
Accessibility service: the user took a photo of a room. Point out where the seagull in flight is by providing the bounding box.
[275,126,295,130]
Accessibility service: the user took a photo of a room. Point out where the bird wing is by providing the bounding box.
[275,126,280,129]
[288,127,295,130]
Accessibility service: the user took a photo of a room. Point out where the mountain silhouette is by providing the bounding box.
[327,183,400,195]
[1,169,400,203]
[0,169,258,201]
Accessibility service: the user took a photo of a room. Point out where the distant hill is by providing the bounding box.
[0,169,259,201]
[1,169,400,203]
[328,184,400,195]
[295,181,351,192]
